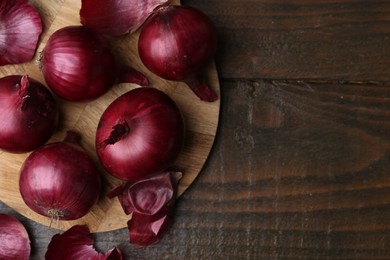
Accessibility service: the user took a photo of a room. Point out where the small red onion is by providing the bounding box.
[108,171,182,247]
[45,225,122,260]
[0,0,42,66]
[40,25,149,102]
[80,0,170,36]
[0,214,30,260]
[138,5,218,102]
[19,131,101,221]
[0,75,58,153]
[96,87,184,182]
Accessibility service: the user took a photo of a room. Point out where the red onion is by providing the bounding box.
[0,0,42,66]
[96,87,184,182]
[108,171,182,247]
[138,5,218,102]
[80,0,170,36]
[0,75,58,153]
[0,214,30,260]
[46,225,122,260]
[19,131,101,221]
[40,25,149,102]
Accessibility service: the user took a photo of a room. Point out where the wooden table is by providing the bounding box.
[1,0,390,259]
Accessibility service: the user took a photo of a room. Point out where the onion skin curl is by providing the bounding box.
[0,0,42,66]
[45,225,123,260]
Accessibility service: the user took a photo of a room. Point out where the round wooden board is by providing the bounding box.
[0,0,220,232]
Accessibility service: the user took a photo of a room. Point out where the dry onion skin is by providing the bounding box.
[80,0,171,36]
[45,225,122,260]
[0,0,42,66]
[108,171,182,246]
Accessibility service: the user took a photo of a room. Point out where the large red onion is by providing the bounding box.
[0,75,58,153]
[138,5,218,102]
[96,87,184,182]
[80,0,170,36]
[19,131,101,221]
[46,225,122,260]
[0,0,42,66]
[40,25,148,102]
[0,214,30,260]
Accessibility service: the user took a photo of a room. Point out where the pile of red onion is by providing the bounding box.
[0,0,219,255]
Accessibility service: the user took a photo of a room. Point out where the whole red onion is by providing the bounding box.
[40,25,148,102]
[0,0,42,66]
[138,5,218,102]
[19,131,101,221]
[0,214,30,260]
[96,87,184,182]
[0,75,58,153]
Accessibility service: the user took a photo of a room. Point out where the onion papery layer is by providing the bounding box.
[108,171,182,247]
[80,0,171,36]
[45,225,122,260]
[0,0,42,66]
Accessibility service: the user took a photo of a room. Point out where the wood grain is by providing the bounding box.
[183,0,390,81]
[0,0,220,232]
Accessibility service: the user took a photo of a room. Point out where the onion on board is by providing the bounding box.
[96,87,185,182]
[0,0,42,66]
[19,131,101,221]
[138,5,218,102]
[40,25,149,102]
[0,75,58,153]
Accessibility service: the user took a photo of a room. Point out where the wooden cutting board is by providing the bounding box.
[0,0,220,232]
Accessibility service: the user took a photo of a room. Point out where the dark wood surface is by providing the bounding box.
[1,0,390,259]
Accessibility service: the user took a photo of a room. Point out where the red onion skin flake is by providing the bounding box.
[80,0,171,36]
[45,225,122,260]
[0,214,31,260]
[0,0,42,66]
[108,171,182,247]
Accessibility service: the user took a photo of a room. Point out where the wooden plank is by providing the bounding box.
[0,0,220,232]
[183,0,390,81]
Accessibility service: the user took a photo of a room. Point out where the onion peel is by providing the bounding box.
[80,0,172,36]
[108,171,182,246]
[0,0,42,66]
[45,225,122,260]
